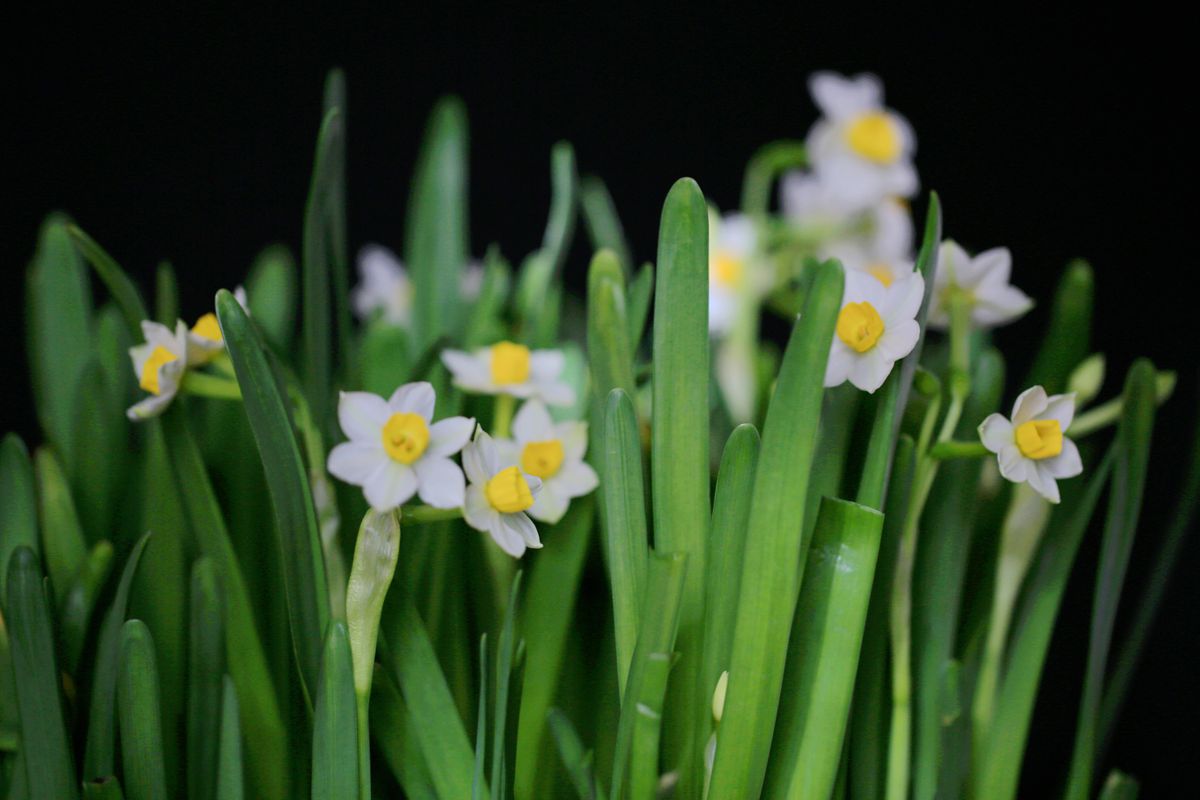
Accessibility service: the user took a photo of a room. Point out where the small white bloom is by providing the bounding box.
[495,400,598,524]
[352,245,413,327]
[462,430,543,558]
[441,341,575,406]
[978,386,1083,504]
[233,285,250,312]
[327,382,474,511]
[460,260,485,302]
[929,241,1033,330]
[826,198,914,289]
[127,320,190,420]
[806,72,919,211]
[708,211,762,336]
[824,268,924,393]
[186,311,226,365]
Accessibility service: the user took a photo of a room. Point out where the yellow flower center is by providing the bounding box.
[867,263,895,287]
[711,251,743,288]
[490,341,532,385]
[191,312,223,342]
[381,412,430,464]
[836,301,886,353]
[484,466,534,514]
[521,440,565,479]
[846,112,902,164]
[1015,419,1063,460]
[139,346,179,395]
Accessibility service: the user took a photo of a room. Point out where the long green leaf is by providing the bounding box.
[580,175,633,274]
[1098,770,1139,800]
[246,244,299,352]
[66,224,149,339]
[0,435,38,600]
[1065,360,1157,800]
[1023,260,1093,395]
[650,178,710,784]
[59,540,115,673]
[322,68,353,371]
[475,634,489,800]
[764,498,883,800]
[7,547,77,799]
[217,288,330,705]
[217,677,245,800]
[492,573,523,800]
[626,263,654,354]
[82,777,125,800]
[33,447,87,606]
[516,142,578,345]
[117,620,168,800]
[312,621,359,800]
[69,358,126,544]
[370,666,438,800]
[708,259,843,799]
[548,708,608,800]
[188,558,225,800]
[154,261,179,326]
[740,139,807,216]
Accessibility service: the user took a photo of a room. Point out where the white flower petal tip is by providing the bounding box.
[978,387,1083,503]
[439,342,575,406]
[929,241,1033,331]
[126,319,190,421]
[708,211,765,337]
[824,270,924,393]
[352,244,413,327]
[326,382,468,512]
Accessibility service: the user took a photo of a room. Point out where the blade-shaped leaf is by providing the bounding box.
[187,558,224,800]
[117,620,168,800]
[312,621,359,800]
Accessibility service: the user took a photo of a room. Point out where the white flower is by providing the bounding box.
[462,430,543,558]
[441,342,575,406]
[806,72,918,212]
[460,260,485,302]
[825,198,914,288]
[928,241,1033,330]
[127,320,190,420]
[495,400,598,524]
[352,245,413,327]
[708,211,762,336]
[978,386,1083,503]
[186,288,249,364]
[326,382,474,511]
[824,268,924,393]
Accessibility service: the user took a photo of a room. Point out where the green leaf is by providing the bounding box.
[33,447,87,607]
[650,178,710,782]
[370,666,438,800]
[26,215,93,469]
[625,263,654,354]
[740,139,807,216]
[84,533,150,781]
[312,621,359,800]
[514,497,596,799]
[1098,770,1139,800]
[1023,260,1093,395]
[117,620,168,800]
[601,390,649,696]
[69,359,126,544]
[580,175,633,274]
[322,68,353,372]
[463,246,513,349]
[0,434,39,600]
[516,143,578,345]
[82,777,125,800]
[187,559,224,800]
[361,321,412,396]
[217,677,245,800]
[548,708,607,800]
[217,289,330,706]
[611,551,688,800]
[66,225,149,340]
[407,96,469,352]
[588,252,637,405]
[708,258,843,799]
[58,540,115,673]
[155,261,179,326]
[7,547,77,799]
[491,572,523,800]
[246,244,299,352]
[1065,360,1157,800]
[764,497,884,800]
[474,634,489,800]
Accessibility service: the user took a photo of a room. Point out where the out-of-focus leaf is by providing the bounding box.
[312,621,359,800]
[118,620,168,800]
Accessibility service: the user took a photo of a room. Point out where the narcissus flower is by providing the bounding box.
[978,386,1082,503]
[824,268,924,393]
[806,72,918,211]
[928,241,1032,330]
[327,382,474,511]
[708,211,760,336]
[186,286,249,364]
[441,342,575,406]
[352,245,413,327]
[127,320,190,420]
[496,400,597,524]
[462,430,543,558]
[826,198,914,288]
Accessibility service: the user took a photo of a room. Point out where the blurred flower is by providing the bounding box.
[826,198,914,288]
[978,386,1082,503]
[462,430,543,557]
[928,241,1032,330]
[352,245,413,327]
[327,382,474,511]
[186,287,248,363]
[496,400,597,524]
[708,211,760,336]
[806,71,918,211]
[126,320,190,420]
[824,269,924,393]
[441,341,575,406]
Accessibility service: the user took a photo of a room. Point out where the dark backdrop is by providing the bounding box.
[8,5,1196,795]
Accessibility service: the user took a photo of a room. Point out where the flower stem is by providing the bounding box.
[181,370,242,400]
[401,505,463,525]
[493,393,516,438]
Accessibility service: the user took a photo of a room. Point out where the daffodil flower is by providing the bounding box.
[824,268,924,393]
[185,286,249,364]
[806,72,918,212]
[462,430,543,558]
[826,198,914,288]
[495,400,598,524]
[127,320,190,420]
[327,382,474,511]
[352,245,413,327]
[708,211,760,336]
[978,386,1082,503]
[928,241,1032,330]
[441,342,575,406]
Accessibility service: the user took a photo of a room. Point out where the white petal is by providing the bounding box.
[556,461,599,498]
[462,485,495,533]
[885,272,925,323]
[504,512,542,548]
[512,399,555,443]
[441,349,491,390]
[530,350,566,382]
[363,462,418,510]
[535,380,576,407]
[463,432,498,484]
[338,391,390,441]
[427,416,475,457]
[824,343,853,388]
[414,456,466,509]
[875,320,920,363]
[388,381,436,420]
[142,320,181,352]
[557,421,589,462]
[494,438,521,468]
[973,285,1033,328]
[847,347,893,393]
[1026,464,1061,504]
[126,390,176,420]
[997,445,1030,484]
[1044,438,1083,479]
[529,482,569,524]
[809,71,882,119]
[978,414,1015,454]
[972,247,1013,289]
[129,341,155,375]
[488,516,528,557]
[1011,386,1049,425]
[937,241,972,287]
[327,442,385,485]
[1041,393,1077,431]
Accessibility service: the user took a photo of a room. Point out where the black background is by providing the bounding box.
[8,5,1196,795]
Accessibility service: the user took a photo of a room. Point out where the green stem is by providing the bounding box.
[401,505,463,525]
[929,441,989,460]
[1069,371,1174,438]
[181,371,242,400]
[493,393,516,438]
[356,691,370,800]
